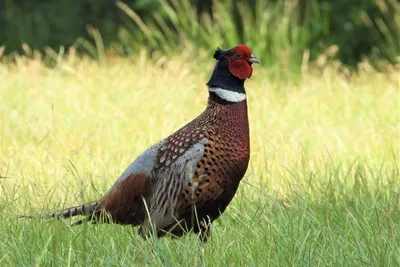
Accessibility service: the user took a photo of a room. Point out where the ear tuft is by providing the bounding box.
[213,47,223,60]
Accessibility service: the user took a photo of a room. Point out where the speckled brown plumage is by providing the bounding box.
[150,97,250,239]
[22,44,260,241]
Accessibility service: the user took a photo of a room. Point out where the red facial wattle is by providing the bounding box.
[227,57,253,80]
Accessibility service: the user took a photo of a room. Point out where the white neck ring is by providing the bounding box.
[208,87,246,102]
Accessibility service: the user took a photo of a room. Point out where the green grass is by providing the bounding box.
[114,0,400,70]
[0,51,399,266]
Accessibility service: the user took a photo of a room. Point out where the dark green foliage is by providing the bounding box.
[0,0,159,54]
[314,0,400,65]
[0,0,398,67]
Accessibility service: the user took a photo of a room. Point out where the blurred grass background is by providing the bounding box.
[0,0,399,69]
[0,51,399,266]
[0,0,399,266]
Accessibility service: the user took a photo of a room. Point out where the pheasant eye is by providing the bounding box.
[235,53,241,58]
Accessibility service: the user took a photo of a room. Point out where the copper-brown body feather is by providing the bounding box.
[100,173,151,225]
[96,97,249,240]
[22,44,259,241]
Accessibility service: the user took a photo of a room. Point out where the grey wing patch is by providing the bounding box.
[147,138,207,229]
[114,139,166,185]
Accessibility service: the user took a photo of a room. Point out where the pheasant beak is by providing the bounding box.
[249,55,261,64]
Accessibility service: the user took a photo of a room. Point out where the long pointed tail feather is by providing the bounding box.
[19,201,100,220]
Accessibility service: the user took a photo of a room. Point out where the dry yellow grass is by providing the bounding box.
[0,51,399,266]
[0,52,399,210]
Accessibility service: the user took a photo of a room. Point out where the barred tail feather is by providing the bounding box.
[19,201,100,219]
[48,201,100,218]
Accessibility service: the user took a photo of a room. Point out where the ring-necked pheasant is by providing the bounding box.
[23,45,260,241]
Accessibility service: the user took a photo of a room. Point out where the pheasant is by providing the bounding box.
[24,44,260,241]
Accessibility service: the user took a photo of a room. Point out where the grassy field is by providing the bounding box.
[0,51,399,266]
